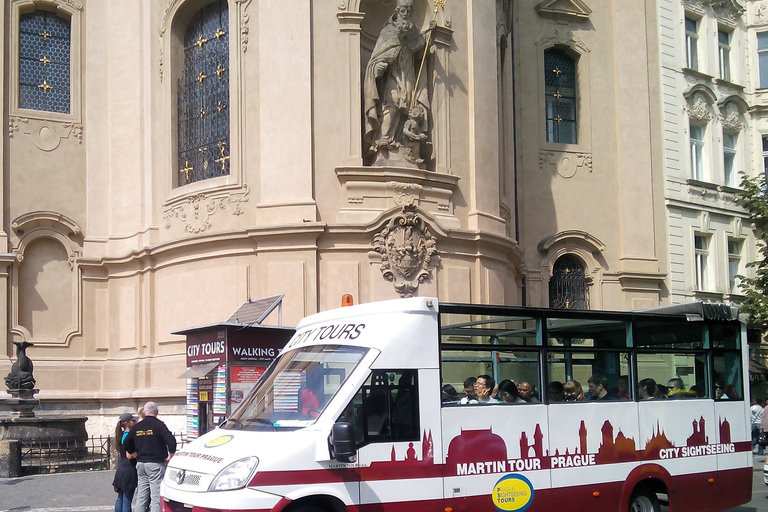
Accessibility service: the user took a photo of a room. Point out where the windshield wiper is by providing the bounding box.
[242,417,275,429]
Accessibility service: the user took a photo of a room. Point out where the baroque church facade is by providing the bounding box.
[0,0,758,433]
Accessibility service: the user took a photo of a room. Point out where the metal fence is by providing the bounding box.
[17,432,191,476]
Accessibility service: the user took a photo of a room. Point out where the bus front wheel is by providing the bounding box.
[629,489,660,512]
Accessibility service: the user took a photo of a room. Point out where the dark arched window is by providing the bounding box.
[549,255,588,310]
[177,1,230,186]
[19,11,71,113]
[544,48,577,144]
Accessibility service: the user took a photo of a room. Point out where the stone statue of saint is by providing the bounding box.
[364,0,436,168]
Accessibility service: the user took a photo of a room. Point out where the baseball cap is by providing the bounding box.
[119,412,138,422]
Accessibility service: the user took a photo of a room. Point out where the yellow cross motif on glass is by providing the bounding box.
[39,56,51,66]
[215,141,230,171]
[179,160,193,180]
[196,34,208,50]
[214,28,226,41]
[197,72,207,86]
[39,30,52,40]
[37,81,53,93]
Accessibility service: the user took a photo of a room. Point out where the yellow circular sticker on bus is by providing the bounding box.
[493,474,534,512]
[204,435,234,448]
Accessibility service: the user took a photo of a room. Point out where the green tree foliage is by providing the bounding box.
[736,171,768,326]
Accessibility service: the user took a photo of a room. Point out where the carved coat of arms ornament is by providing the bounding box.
[373,205,438,297]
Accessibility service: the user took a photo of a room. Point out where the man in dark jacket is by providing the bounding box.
[124,401,176,512]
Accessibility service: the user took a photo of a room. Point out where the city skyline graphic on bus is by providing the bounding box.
[441,416,735,475]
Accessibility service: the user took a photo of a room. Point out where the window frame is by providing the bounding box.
[685,16,699,71]
[694,233,712,292]
[727,238,743,294]
[176,0,231,187]
[8,0,82,123]
[718,28,732,82]
[758,32,768,89]
[722,130,738,188]
[543,48,578,145]
[763,135,768,184]
[690,122,706,181]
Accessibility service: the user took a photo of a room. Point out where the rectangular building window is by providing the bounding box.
[723,132,737,187]
[718,29,731,82]
[728,238,742,294]
[544,49,577,145]
[694,234,711,291]
[763,136,768,183]
[690,123,705,181]
[686,17,699,70]
[759,32,768,88]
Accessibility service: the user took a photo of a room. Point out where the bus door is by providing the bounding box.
[350,368,444,512]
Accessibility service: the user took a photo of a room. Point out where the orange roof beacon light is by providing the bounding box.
[341,294,354,307]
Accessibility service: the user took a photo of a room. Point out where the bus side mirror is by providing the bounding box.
[329,422,356,463]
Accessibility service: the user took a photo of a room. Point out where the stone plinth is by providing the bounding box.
[335,166,461,229]
[5,388,39,417]
[0,416,88,442]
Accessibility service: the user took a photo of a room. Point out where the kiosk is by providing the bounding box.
[174,296,294,437]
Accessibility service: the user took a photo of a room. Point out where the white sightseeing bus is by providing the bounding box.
[161,297,752,512]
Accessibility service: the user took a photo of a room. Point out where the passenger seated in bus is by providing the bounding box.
[587,374,618,401]
[517,381,540,403]
[548,381,565,402]
[461,377,477,403]
[637,378,658,400]
[564,380,586,402]
[615,375,630,400]
[666,378,696,399]
[498,379,525,403]
[714,380,729,400]
[441,384,459,403]
[475,375,499,404]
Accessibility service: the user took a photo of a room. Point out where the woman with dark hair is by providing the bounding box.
[441,384,459,403]
[638,378,658,400]
[498,380,525,403]
[113,412,138,512]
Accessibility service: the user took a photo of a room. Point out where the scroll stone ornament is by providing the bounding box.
[373,205,438,298]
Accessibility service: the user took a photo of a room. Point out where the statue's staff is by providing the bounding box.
[410,0,446,110]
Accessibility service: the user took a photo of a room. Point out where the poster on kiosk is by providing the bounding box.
[174,295,295,437]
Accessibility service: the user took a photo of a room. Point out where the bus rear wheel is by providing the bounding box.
[629,490,660,512]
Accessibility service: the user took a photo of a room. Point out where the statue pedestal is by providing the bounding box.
[5,389,39,418]
[335,166,460,229]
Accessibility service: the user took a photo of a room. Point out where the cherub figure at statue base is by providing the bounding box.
[402,106,428,166]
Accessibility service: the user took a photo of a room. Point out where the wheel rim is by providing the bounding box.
[630,495,654,512]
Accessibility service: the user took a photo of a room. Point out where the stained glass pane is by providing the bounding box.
[177,1,230,186]
[18,11,70,114]
[544,49,577,144]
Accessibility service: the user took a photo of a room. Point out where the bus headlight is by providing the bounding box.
[208,456,259,491]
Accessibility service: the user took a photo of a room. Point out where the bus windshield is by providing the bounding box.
[223,344,369,430]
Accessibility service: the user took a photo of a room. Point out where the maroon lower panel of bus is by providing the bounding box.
[162,466,752,512]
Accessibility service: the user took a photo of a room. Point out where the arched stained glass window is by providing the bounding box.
[178,1,230,186]
[549,255,588,310]
[19,11,71,114]
[544,48,577,144]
